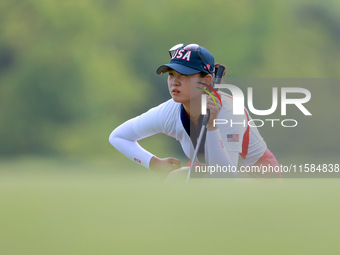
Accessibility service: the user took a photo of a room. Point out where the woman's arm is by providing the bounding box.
[109,118,155,169]
[109,100,182,173]
[203,93,246,176]
[205,129,240,177]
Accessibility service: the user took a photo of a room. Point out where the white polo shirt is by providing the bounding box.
[109,92,267,169]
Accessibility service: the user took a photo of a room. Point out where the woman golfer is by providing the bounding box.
[109,44,281,178]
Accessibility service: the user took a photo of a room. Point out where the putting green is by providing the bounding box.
[0,157,339,255]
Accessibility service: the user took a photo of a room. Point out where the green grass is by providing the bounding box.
[0,157,339,255]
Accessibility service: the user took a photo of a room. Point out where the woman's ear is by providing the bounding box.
[204,74,213,85]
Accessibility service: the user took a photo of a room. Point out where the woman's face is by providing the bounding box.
[167,70,208,104]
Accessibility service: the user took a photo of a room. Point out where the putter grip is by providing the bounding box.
[202,65,225,126]
[214,65,225,84]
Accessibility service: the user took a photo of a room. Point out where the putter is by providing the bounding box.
[186,65,226,184]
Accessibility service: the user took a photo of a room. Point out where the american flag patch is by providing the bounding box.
[227,134,239,142]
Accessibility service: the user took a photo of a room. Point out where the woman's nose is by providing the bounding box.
[172,77,180,86]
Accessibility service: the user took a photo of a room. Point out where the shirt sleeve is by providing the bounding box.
[205,129,240,177]
[216,106,247,152]
[204,101,248,176]
[109,100,175,169]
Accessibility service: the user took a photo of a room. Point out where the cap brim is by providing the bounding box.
[156,63,201,75]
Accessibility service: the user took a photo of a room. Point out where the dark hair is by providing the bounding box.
[199,63,227,78]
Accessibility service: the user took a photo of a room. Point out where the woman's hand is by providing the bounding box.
[205,92,222,131]
[150,156,182,175]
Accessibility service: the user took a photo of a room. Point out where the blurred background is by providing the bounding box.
[1,0,340,254]
[0,0,339,161]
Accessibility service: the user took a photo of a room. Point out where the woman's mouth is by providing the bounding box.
[172,89,180,94]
